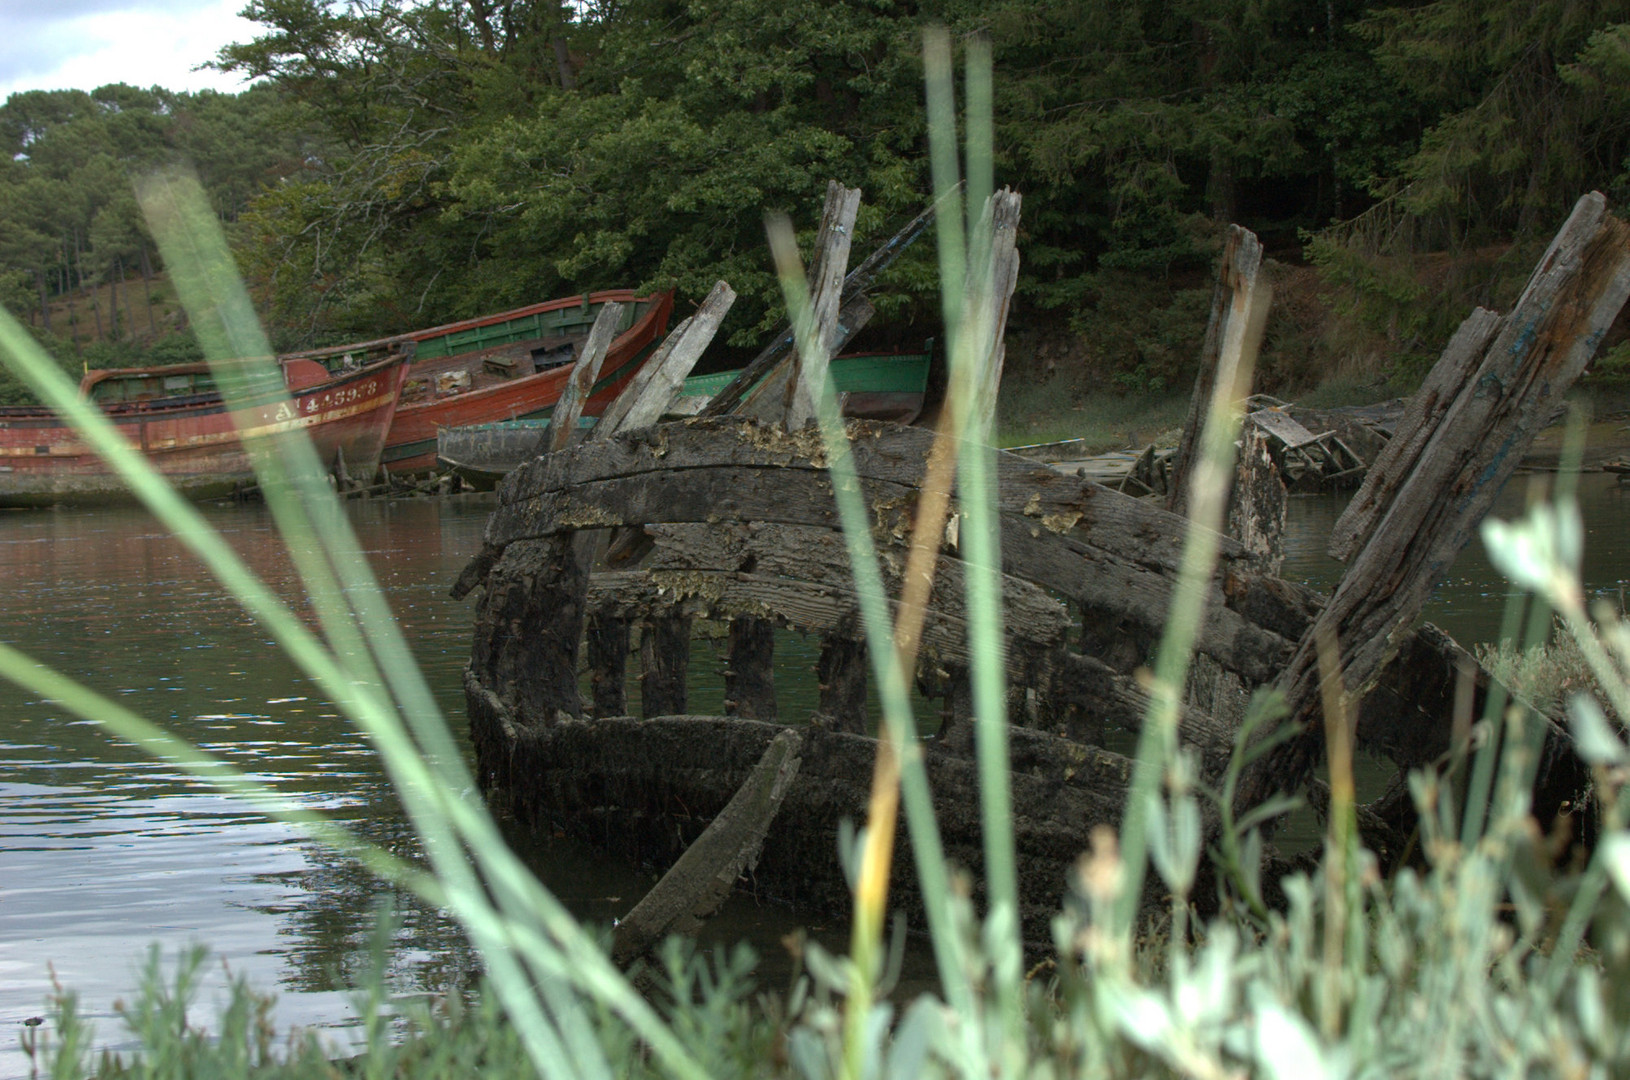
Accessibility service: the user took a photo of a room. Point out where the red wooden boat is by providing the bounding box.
[0,347,413,508]
[285,290,674,474]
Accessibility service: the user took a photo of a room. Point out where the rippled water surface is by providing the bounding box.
[0,498,494,1075]
[3,474,1628,1076]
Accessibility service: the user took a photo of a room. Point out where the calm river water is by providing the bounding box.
[2,475,1628,1074]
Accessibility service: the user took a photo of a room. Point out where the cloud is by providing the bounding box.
[0,0,260,101]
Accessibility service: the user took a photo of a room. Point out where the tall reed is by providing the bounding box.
[10,28,1630,1080]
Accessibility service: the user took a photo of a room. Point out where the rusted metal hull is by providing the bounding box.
[0,356,411,508]
[375,291,674,473]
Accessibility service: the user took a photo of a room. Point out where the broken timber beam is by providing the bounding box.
[550,300,625,453]
[1167,226,1264,516]
[597,280,737,435]
[738,181,862,427]
[699,185,956,420]
[1236,192,1630,815]
[611,729,803,964]
[970,189,1023,439]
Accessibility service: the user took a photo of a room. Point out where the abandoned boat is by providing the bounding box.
[285,290,674,474]
[672,348,933,423]
[0,347,413,507]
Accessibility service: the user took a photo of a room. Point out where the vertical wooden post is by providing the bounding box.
[739,181,862,428]
[468,536,590,724]
[1166,226,1264,517]
[596,281,736,434]
[816,634,868,734]
[550,300,625,452]
[586,607,630,717]
[1226,424,1287,576]
[641,614,692,717]
[968,189,1023,441]
[724,616,777,720]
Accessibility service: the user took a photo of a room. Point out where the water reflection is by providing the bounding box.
[1282,472,1630,645]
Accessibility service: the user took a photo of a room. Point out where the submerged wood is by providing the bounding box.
[466,694,1135,942]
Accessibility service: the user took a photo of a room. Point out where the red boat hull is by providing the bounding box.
[379,291,674,473]
[0,355,411,508]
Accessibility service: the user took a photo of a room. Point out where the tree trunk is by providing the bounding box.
[139,245,157,336]
[35,268,51,334]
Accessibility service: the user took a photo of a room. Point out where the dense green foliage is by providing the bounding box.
[9,1,1630,374]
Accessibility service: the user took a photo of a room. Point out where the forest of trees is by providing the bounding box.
[6,0,1630,394]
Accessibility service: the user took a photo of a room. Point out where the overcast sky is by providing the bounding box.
[0,0,261,102]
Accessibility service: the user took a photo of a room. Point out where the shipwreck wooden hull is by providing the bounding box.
[467,682,1132,939]
[0,352,411,507]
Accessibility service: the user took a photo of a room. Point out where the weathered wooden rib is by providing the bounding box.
[698,186,952,419]
[1166,225,1263,515]
[1237,192,1630,819]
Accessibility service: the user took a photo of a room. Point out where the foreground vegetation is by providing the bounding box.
[9,25,1630,1080]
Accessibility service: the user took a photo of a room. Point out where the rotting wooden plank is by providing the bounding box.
[1237,192,1630,814]
[1326,308,1502,561]
[640,521,1073,644]
[493,463,1296,681]
[468,537,588,724]
[1226,425,1286,576]
[595,280,737,436]
[706,294,878,432]
[971,189,1023,438]
[491,418,1232,575]
[610,728,803,964]
[587,569,1052,681]
[1246,408,1323,450]
[549,300,625,453]
[468,712,1134,941]
[1167,226,1264,516]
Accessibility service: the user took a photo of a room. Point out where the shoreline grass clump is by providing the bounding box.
[9,28,1630,1080]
